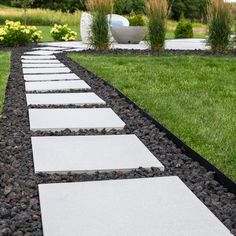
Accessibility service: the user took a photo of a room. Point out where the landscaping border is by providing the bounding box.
[66,49,236,195]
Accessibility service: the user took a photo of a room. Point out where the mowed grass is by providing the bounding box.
[0,51,11,113]
[70,53,236,181]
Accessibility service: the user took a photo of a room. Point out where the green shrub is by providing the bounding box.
[50,24,77,41]
[87,0,114,50]
[174,19,193,38]
[0,20,42,46]
[128,11,145,26]
[146,0,168,50]
[208,0,232,52]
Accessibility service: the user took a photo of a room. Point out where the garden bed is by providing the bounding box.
[0,47,235,235]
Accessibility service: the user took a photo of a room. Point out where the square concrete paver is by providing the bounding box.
[39,177,232,236]
[31,135,164,173]
[23,67,71,74]
[26,92,105,106]
[24,73,80,82]
[29,108,125,131]
[25,80,90,91]
[21,60,61,64]
[24,50,56,55]
[21,55,56,60]
[22,64,65,68]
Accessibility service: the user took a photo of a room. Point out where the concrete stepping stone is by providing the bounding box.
[22,64,65,68]
[28,108,125,131]
[21,55,56,60]
[22,60,61,64]
[38,177,232,236]
[24,73,80,82]
[25,80,90,91]
[26,92,105,106]
[33,47,67,51]
[24,51,57,55]
[31,134,164,174]
[23,67,71,74]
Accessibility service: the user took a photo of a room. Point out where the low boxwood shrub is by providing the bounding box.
[174,19,193,38]
[50,24,77,41]
[128,11,145,26]
[0,20,42,46]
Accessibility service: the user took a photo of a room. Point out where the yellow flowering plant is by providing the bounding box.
[0,20,42,46]
[50,24,77,41]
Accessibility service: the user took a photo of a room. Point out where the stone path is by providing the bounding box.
[20,44,232,236]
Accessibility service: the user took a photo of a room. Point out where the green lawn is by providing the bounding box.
[70,53,236,181]
[0,51,11,113]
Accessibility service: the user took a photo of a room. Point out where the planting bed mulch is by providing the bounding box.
[0,46,236,235]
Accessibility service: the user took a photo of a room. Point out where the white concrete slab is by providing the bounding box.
[25,80,90,91]
[31,135,164,173]
[26,92,105,106]
[23,67,71,74]
[24,50,57,55]
[29,108,125,131]
[37,39,208,51]
[21,60,61,64]
[22,64,65,68]
[39,177,232,236]
[21,55,56,60]
[165,38,208,50]
[33,47,67,51]
[24,73,80,82]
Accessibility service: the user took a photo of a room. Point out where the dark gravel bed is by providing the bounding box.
[0,47,235,235]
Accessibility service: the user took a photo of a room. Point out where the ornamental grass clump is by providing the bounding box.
[87,0,114,50]
[208,0,232,52]
[0,20,42,46]
[146,0,168,50]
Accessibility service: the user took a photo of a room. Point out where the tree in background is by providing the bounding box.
[11,0,34,25]
[168,0,209,21]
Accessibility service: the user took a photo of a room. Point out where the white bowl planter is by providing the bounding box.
[111,26,146,44]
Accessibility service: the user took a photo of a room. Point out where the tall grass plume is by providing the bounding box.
[208,0,232,52]
[87,0,114,50]
[146,0,168,50]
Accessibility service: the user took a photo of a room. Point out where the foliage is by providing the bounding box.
[11,0,34,25]
[128,10,145,26]
[50,24,77,41]
[31,0,87,13]
[70,53,236,182]
[0,20,42,46]
[0,51,10,113]
[87,0,114,50]
[207,0,232,52]
[146,0,168,50]
[174,18,193,38]
[114,0,145,14]
[168,0,209,21]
